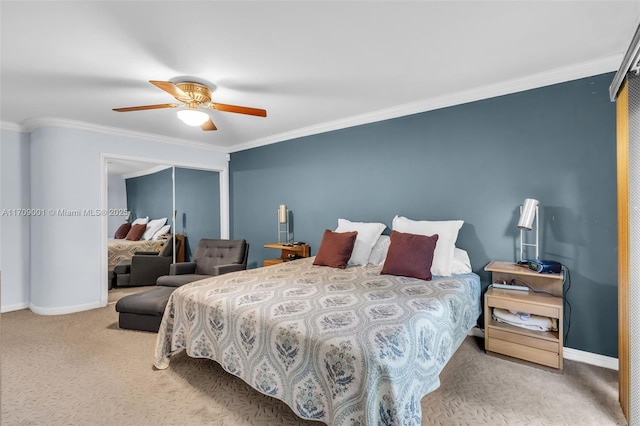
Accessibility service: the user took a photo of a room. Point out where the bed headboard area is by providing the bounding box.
[229,72,618,359]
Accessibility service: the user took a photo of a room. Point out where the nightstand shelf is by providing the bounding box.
[263,243,310,267]
[484,260,563,296]
[484,261,564,370]
[486,316,560,343]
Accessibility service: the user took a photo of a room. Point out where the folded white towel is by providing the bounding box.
[492,308,558,332]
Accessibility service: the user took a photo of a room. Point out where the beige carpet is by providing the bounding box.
[1,287,627,426]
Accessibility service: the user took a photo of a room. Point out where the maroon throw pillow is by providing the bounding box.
[114,222,131,239]
[380,230,438,281]
[125,223,147,241]
[313,229,358,269]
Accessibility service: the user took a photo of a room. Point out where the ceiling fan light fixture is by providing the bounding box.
[177,109,209,126]
[113,80,266,132]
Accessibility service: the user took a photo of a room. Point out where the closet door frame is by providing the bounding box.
[617,80,629,420]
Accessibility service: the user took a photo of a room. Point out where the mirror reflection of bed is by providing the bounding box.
[106,158,221,289]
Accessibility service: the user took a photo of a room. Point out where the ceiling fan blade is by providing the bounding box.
[211,103,267,117]
[149,80,191,101]
[201,118,217,131]
[112,103,180,112]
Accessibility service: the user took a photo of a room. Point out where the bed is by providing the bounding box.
[154,256,481,425]
[107,239,162,269]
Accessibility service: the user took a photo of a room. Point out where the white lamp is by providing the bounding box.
[517,198,539,262]
[278,204,289,243]
[177,109,209,126]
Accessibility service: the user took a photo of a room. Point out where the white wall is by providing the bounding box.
[3,124,228,314]
[0,128,31,312]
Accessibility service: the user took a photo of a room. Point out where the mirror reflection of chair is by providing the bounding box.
[113,237,181,288]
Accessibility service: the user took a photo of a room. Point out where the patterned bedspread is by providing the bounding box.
[107,239,161,269]
[154,257,481,425]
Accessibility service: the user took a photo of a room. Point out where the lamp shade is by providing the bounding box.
[278,204,287,223]
[177,109,209,126]
[517,198,539,230]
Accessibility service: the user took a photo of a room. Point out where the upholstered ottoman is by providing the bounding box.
[115,286,175,332]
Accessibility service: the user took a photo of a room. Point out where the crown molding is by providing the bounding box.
[3,55,622,155]
[0,121,27,133]
[231,55,621,153]
[18,117,227,153]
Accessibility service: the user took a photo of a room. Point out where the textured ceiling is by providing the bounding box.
[1,1,639,153]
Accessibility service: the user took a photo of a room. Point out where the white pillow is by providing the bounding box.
[368,235,391,265]
[131,216,148,226]
[142,218,167,241]
[391,215,463,276]
[451,247,472,274]
[335,218,386,266]
[152,224,171,240]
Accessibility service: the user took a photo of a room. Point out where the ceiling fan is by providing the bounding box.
[113,80,267,131]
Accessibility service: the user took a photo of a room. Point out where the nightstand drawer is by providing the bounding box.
[487,337,560,369]
[488,297,560,319]
[488,327,559,353]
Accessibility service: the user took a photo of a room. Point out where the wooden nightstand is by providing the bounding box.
[263,243,310,267]
[484,261,564,370]
[157,233,186,263]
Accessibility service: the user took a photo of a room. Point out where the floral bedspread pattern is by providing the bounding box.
[154,257,481,426]
[107,239,160,269]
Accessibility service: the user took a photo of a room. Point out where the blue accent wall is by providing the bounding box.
[126,167,220,260]
[230,73,617,357]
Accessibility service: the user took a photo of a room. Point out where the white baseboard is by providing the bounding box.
[469,327,618,371]
[29,301,103,315]
[1,302,30,313]
[563,347,618,371]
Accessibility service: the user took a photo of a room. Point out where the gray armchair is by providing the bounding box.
[116,238,248,332]
[113,238,180,287]
[156,238,248,287]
